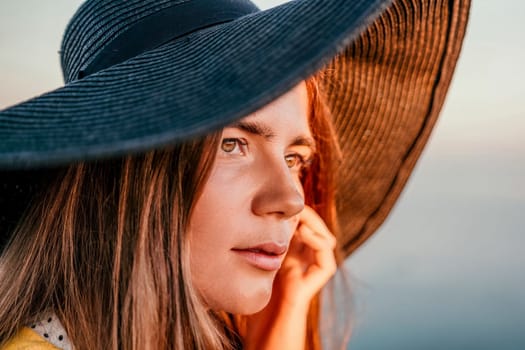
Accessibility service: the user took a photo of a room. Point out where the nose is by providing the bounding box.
[251,157,305,219]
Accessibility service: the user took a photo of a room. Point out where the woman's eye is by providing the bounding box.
[221,138,247,155]
[285,154,312,170]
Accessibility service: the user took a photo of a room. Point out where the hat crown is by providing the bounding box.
[60,0,259,83]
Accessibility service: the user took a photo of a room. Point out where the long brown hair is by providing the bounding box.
[0,134,240,349]
[302,74,341,350]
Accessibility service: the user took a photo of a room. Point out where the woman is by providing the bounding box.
[0,77,337,350]
[0,0,471,349]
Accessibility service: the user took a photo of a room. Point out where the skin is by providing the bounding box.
[244,205,337,349]
[189,81,336,347]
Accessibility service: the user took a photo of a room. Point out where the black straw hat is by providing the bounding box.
[0,0,471,258]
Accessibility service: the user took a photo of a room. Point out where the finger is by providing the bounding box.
[285,215,334,273]
[296,224,333,256]
[303,257,337,289]
[298,206,336,249]
[296,225,337,287]
[296,225,336,274]
[283,233,305,262]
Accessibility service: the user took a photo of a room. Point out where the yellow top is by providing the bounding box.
[1,327,59,350]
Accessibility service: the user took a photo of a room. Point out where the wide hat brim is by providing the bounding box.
[0,0,471,259]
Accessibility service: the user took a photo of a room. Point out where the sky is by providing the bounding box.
[1,0,524,349]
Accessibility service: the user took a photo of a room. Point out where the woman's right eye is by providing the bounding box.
[221,138,248,155]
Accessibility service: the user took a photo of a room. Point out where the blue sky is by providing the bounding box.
[1,1,523,348]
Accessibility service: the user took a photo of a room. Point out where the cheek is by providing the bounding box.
[188,178,235,275]
[186,171,266,312]
[296,174,305,197]
[187,169,281,314]
[188,206,276,314]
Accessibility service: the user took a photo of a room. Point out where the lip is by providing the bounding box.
[232,242,288,271]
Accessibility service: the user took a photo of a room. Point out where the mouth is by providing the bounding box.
[231,242,288,271]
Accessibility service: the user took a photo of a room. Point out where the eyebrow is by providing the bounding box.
[290,135,317,153]
[229,119,317,152]
[230,120,276,139]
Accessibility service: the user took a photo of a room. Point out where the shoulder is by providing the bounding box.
[1,327,60,350]
[1,312,72,350]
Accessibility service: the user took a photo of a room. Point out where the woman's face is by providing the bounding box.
[189,82,314,314]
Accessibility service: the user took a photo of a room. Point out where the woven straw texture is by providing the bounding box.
[321,0,471,257]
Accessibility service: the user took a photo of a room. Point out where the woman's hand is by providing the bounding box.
[276,205,337,307]
[243,205,337,349]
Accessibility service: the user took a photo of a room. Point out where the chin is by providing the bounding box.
[234,291,272,315]
[208,293,272,315]
[207,276,275,315]
[236,273,277,314]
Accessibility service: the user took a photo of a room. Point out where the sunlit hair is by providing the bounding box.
[0,74,342,350]
[302,74,342,350]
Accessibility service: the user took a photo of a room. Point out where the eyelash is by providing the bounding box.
[220,138,313,171]
[221,138,248,155]
[285,153,313,171]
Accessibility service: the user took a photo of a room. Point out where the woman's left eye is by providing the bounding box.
[285,153,312,170]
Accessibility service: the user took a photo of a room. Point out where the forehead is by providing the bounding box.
[241,82,311,137]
